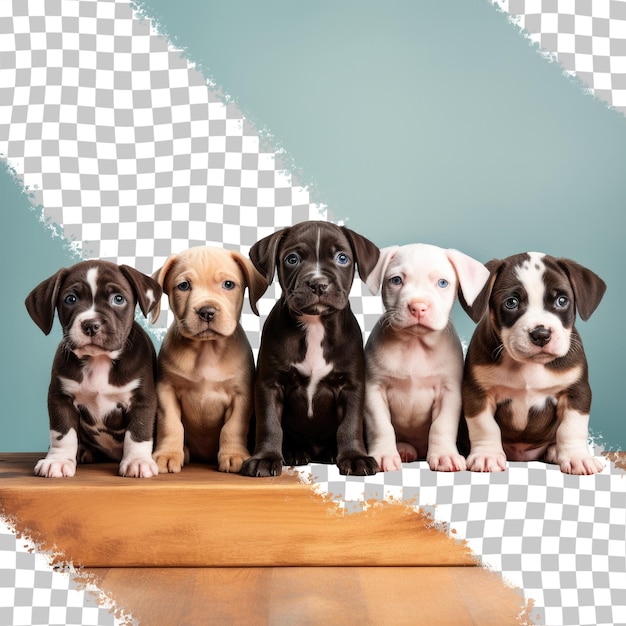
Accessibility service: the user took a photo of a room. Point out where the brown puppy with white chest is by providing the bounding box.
[461,252,606,474]
[151,246,268,473]
[242,221,380,477]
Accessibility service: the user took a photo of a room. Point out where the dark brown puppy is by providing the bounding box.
[461,252,606,474]
[242,221,380,477]
[25,260,161,478]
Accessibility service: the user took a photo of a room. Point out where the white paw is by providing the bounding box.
[34,458,76,478]
[378,453,403,472]
[467,452,507,472]
[119,457,159,478]
[428,452,466,472]
[558,454,604,475]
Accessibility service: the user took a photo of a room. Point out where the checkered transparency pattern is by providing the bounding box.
[298,459,626,626]
[0,519,123,626]
[493,0,626,115]
[1,1,626,626]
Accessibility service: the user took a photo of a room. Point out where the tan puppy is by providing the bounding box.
[151,246,268,473]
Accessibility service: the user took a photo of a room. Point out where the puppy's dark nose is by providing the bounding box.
[529,326,551,347]
[197,306,217,322]
[81,319,101,336]
[306,279,328,295]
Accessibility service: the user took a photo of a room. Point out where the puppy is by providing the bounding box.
[364,244,490,472]
[25,260,162,478]
[151,246,268,473]
[241,220,380,477]
[461,252,606,474]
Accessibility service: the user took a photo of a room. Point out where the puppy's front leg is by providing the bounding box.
[119,388,159,478]
[427,390,466,472]
[35,387,80,478]
[364,383,402,472]
[217,393,252,473]
[336,386,379,476]
[465,407,507,472]
[152,381,186,473]
[547,401,604,475]
[241,383,284,477]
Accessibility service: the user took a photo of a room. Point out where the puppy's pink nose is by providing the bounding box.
[409,300,429,318]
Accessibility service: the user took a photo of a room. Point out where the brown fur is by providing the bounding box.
[151,246,268,473]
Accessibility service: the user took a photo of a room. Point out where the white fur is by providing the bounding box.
[365,244,489,472]
[294,315,333,418]
[35,428,78,478]
[119,431,158,478]
[60,355,140,459]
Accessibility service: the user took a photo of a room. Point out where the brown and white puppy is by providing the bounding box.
[151,246,268,473]
[364,244,490,472]
[25,260,162,478]
[461,252,606,474]
[241,220,380,477]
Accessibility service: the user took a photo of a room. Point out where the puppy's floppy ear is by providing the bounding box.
[249,228,288,285]
[229,250,270,316]
[446,249,491,308]
[341,226,380,283]
[149,254,179,323]
[365,246,399,295]
[119,265,163,320]
[556,258,606,321]
[459,258,503,323]
[25,267,70,335]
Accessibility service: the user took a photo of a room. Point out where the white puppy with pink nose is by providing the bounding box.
[364,243,490,472]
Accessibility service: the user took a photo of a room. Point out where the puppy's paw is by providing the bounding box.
[34,458,76,478]
[337,454,379,476]
[283,448,312,467]
[558,454,604,475]
[120,457,159,478]
[467,452,507,472]
[428,452,466,472]
[378,453,402,472]
[153,449,185,474]
[241,454,283,477]
[396,442,418,464]
[217,452,249,473]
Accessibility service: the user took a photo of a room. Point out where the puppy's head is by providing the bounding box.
[151,246,268,340]
[462,252,606,363]
[366,243,490,334]
[25,260,161,358]
[249,220,380,316]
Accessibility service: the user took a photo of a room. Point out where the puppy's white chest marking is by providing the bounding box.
[294,316,333,418]
[475,361,582,430]
[61,356,140,421]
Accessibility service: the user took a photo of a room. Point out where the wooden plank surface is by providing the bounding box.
[86,566,532,625]
[0,454,476,568]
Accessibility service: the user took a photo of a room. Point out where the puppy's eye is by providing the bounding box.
[111,294,126,306]
[555,295,569,308]
[177,281,191,291]
[389,276,403,286]
[222,280,236,290]
[504,297,519,310]
[335,252,350,266]
[437,279,449,288]
[64,294,77,305]
[285,253,301,267]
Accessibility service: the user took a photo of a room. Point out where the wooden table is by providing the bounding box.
[0,454,531,624]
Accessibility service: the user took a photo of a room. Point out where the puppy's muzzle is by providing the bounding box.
[529,325,551,347]
[408,299,429,320]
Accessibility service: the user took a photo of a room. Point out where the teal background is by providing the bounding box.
[2,0,624,450]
